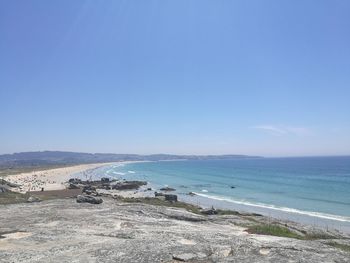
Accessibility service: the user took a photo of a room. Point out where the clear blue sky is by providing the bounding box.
[1,1,349,156]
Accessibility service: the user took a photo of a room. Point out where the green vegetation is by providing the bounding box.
[247,224,303,239]
[246,223,338,240]
[0,192,29,205]
[215,209,241,216]
[326,242,350,253]
[0,189,80,205]
[303,232,336,240]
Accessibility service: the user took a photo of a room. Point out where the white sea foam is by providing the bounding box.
[112,164,125,168]
[201,189,208,193]
[128,171,136,174]
[112,172,126,176]
[194,192,350,223]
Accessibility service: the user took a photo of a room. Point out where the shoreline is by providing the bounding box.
[178,192,350,235]
[2,161,350,235]
[91,162,350,235]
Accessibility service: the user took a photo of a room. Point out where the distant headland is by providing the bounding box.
[0,151,262,171]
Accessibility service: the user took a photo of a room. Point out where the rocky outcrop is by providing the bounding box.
[27,196,42,203]
[154,192,178,202]
[82,185,96,193]
[68,179,147,192]
[0,179,19,193]
[68,183,80,189]
[112,181,147,190]
[164,194,177,202]
[201,207,218,215]
[0,178,20,188]
[68,178,82,184]
[76,195,103,204]
[0,198,349,262]
[101,177,110,183]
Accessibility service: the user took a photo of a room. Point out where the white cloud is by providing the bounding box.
[253,125,312,136]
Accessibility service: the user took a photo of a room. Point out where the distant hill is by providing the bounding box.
[0,151,261,169]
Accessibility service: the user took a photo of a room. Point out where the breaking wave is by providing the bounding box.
[194,192,350,223]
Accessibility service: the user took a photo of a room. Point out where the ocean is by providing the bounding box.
[79,156,350,232]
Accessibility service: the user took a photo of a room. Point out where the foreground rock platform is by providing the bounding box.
[0,198,349,263]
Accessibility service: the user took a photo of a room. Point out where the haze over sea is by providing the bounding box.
[84,156,350,232]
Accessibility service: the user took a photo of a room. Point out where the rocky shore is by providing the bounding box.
[0,193,350,262]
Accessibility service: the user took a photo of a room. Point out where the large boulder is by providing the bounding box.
[101,177,110,183]
[27,196,42,203]
[201,207,218,215]
[82,185,96,193]
[76,195,103,204]
[68,178,82,184]
[164,194,178,202]
[112,181,146,190]
[68,183,80,189]
[0,179,20,188]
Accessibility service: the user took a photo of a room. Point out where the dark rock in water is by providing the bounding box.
[68,183,80,189]
[230,186,235,189]
[147,188,152,191]
[101,177,110,183]
[76,195,103,204]
[164,194,178,202]
[154,192,164,197]
[27,196,42,203]
[159,187,176,192]
[188,192,196,196]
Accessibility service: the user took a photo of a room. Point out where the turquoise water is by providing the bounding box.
[85,157,350,229]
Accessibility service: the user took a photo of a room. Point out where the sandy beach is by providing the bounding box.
[3,162,117,193]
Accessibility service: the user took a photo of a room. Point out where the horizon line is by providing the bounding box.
[1,150,350,159]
